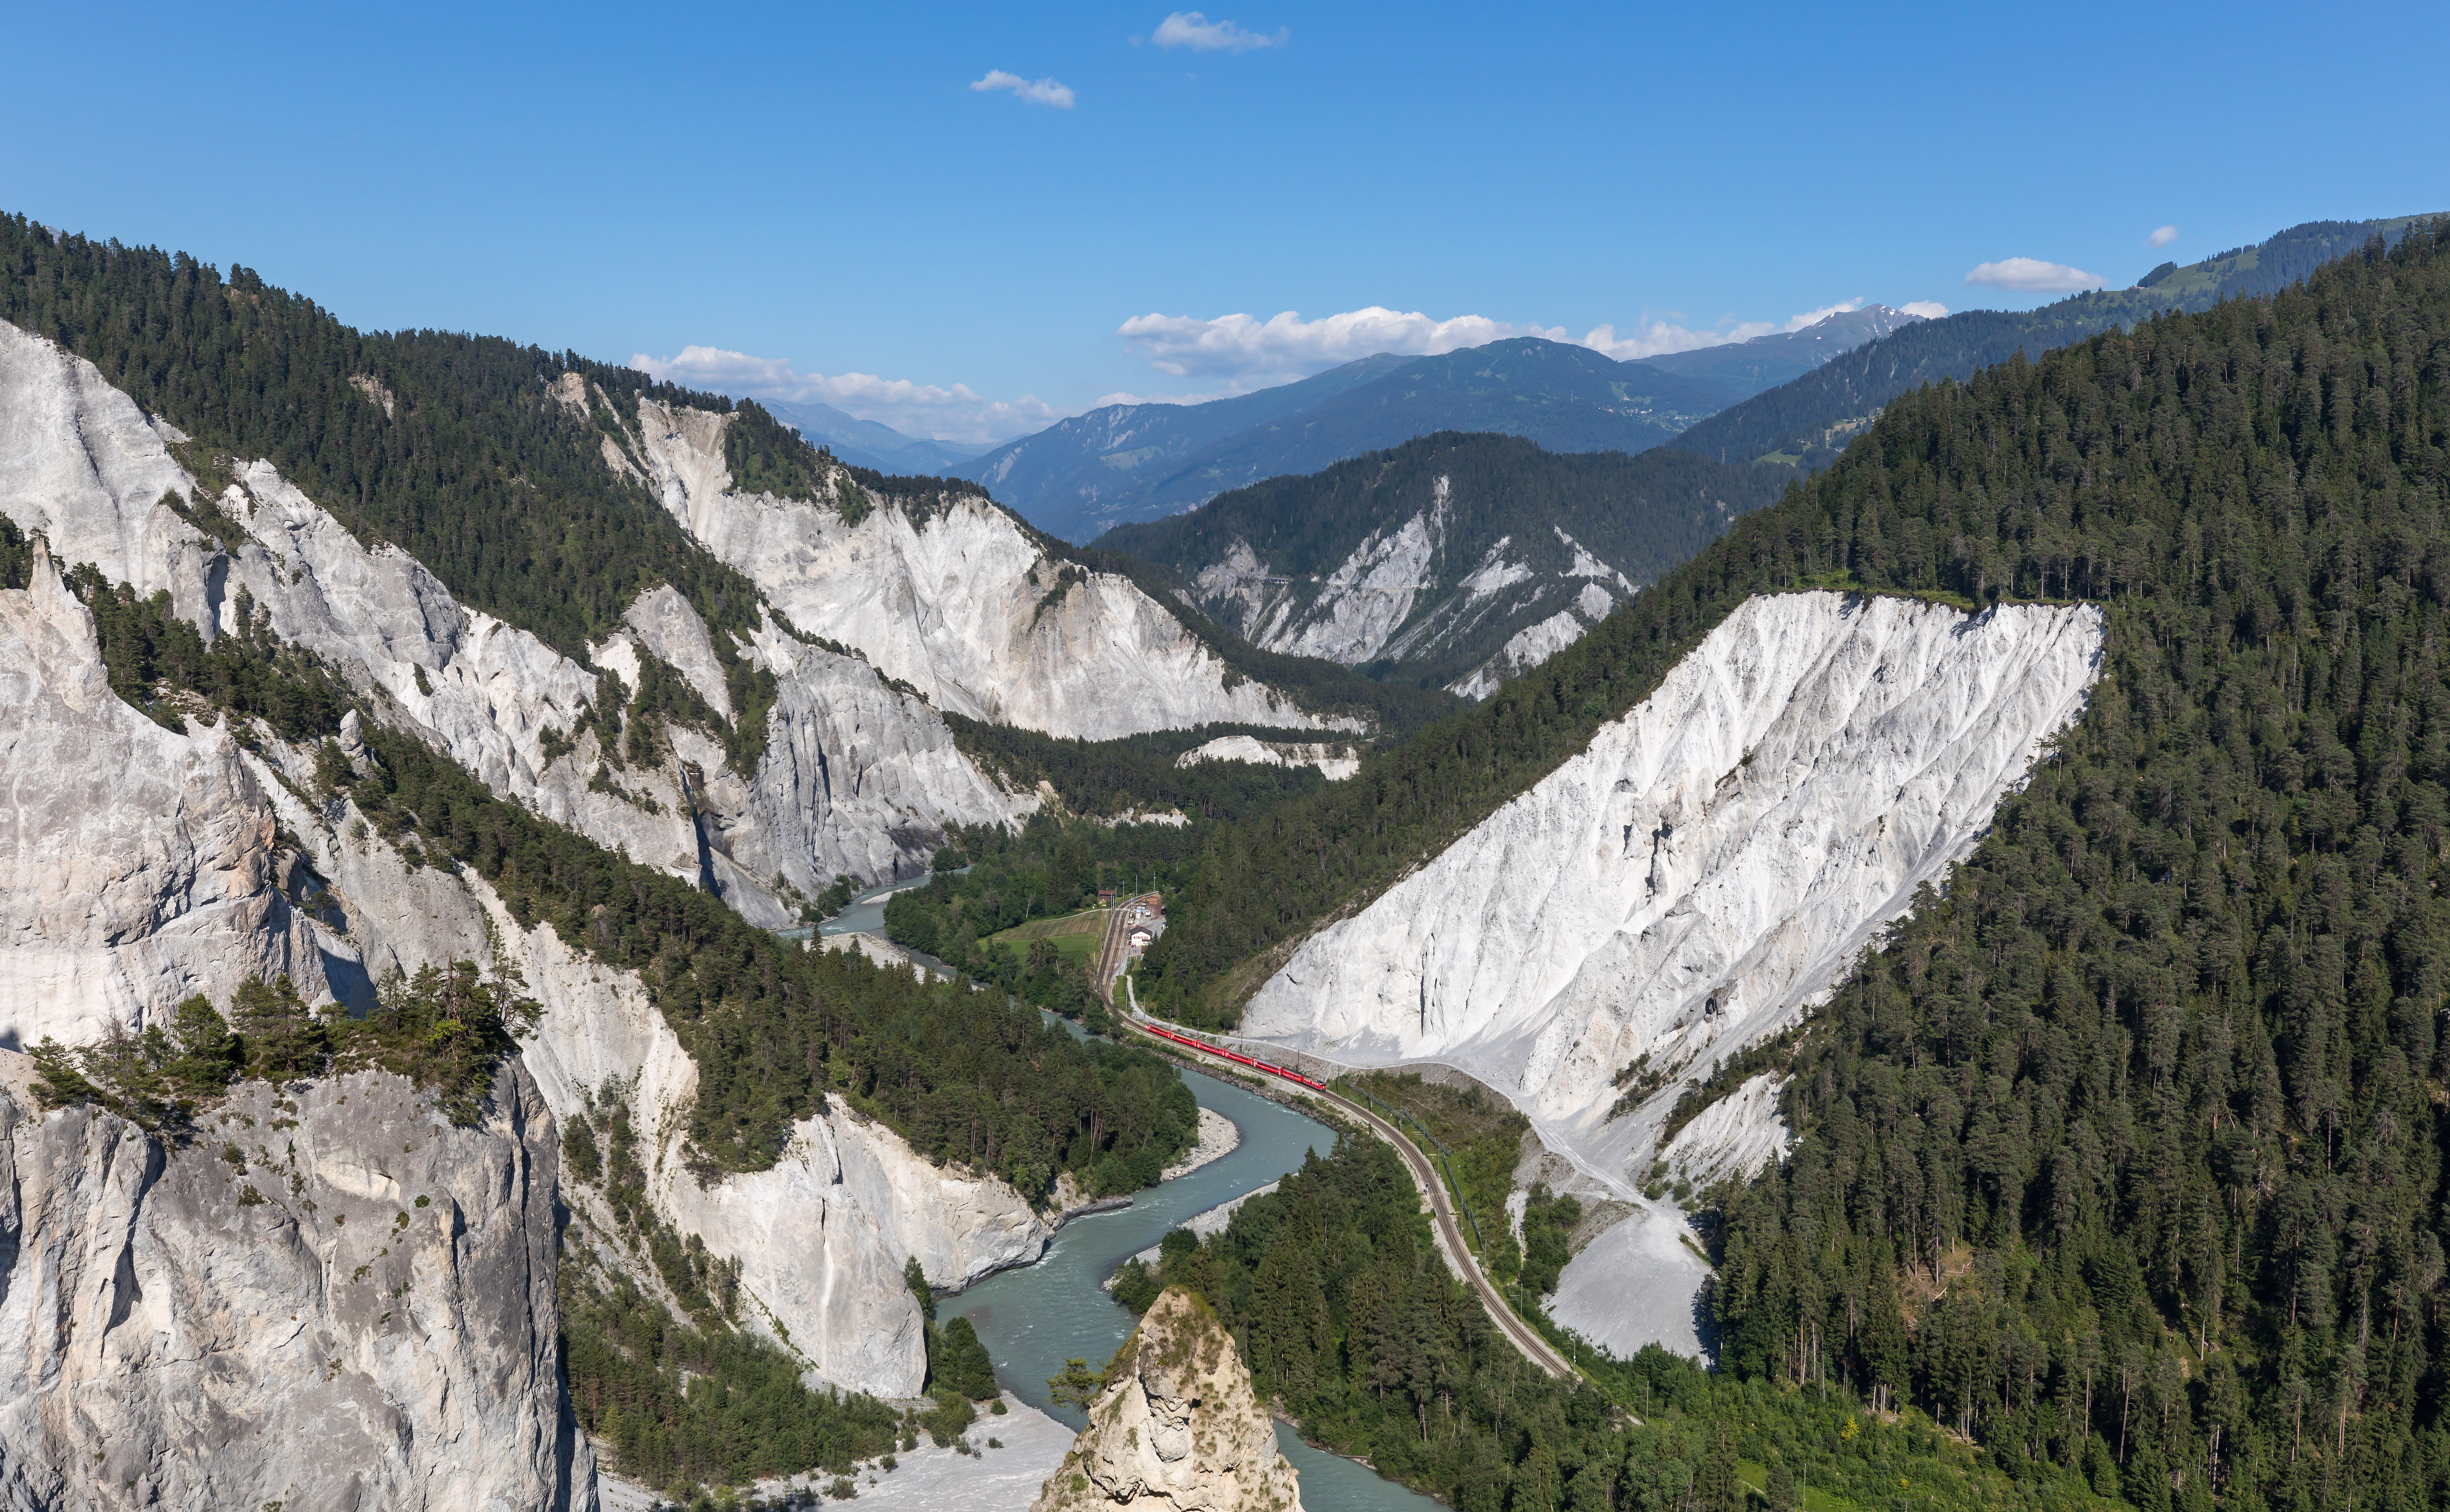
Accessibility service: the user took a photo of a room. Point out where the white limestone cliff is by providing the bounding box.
[1174,735,1360,781]
[0,319,1031,921]
[604,392,1322,740]
[504,886,1053,1396]
[1031,1287,1303,1512]
[1236,591,2104,1347]
[0,545,332,1046]
[0,1057,591,1512]
[0,325,1071,1420]
[1180,480,1639,694]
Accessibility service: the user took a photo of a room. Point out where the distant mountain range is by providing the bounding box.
[1672,215,2440,468]
[1638,304,1927,398]
[1091,431,1783,694]
[960,338,1742,541]
[760,397,991,476]
[960,301,1930,542]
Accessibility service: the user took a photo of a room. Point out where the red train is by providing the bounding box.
[1135,1020,1331,1092]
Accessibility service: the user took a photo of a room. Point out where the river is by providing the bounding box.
[802,891,1443,1507]
[942,1052,1446,1511]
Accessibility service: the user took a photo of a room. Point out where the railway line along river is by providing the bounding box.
[941,1049,1446,1511]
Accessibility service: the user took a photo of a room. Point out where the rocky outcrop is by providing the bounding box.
[0,534,1040,1408]
[605,392,1323,741]
[0,1057,590,1512]
[1239,591,2104,1346]
[1031,1287,1302,1512]
[1243,591,2103,1186]
[1174,735,1359,781]
[1448,606,1597,701]
[1183,503,1638,700]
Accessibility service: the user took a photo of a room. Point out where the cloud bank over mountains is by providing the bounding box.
[640,292,1955,441]
[630,346,1061,445]
[1115,295,1945,383]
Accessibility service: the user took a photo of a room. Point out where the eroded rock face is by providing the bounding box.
[1032,1288,1302,1512]
[0,320,1031,918]
[1242,591,2104,1193]
[1179,481,1638,697]
[610,395,1323,741]
[0,1059,592,1512]
[504,891,1051,1397]
[0,546,328,1045]
[1173,736,1358,781]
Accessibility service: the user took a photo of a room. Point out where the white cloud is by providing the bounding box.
[1119,297,1898,380]
[2148,225,2180,248]
[629,345,1060,446]
[970,69,1075,108]
[1151,11,1288,50]
[1576,317,1775,360]
[1117,307,1566,377]
[1963,257,2108,293]
[1900,300,1950,319]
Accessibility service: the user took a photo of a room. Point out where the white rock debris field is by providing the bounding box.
[1238,589,2104,1354]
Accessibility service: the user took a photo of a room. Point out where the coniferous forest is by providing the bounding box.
[1134,223,2450,1512]
[14,196,2450,1510]
[1706,227,2450,1512]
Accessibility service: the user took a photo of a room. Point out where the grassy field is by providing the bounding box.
[1740,1457,1869,1512]
[986,909,1107,966]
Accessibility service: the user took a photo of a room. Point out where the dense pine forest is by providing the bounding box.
[1115,1135,2114,1512]
[1705,227,2450,1512]
[881,812,1204,1032]
[1114,224,2450,1512]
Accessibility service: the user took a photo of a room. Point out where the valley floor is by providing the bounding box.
[594,1395,1075,1512]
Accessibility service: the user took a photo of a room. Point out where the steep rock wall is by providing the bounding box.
[0,546,330,1044]
[1174,735,1359,781]
[1241,591,2104,1195]
[499,888,1051,1397]
[1187,490,1636,697]
[0,613,1049,1409]
[613,396,1319,741]
[0,320,1027,911]
[0,1059,590,1512]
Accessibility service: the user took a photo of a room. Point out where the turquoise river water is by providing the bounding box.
[942,1054,1445,1511]
[805,888,1443,1508]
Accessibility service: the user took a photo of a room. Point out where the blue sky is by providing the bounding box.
[8,2,2447,444]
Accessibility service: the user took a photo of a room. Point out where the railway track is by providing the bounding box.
[1115,1001,1576,1381]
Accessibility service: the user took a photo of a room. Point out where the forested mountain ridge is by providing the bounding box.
[0,214,764,667]
[957,353,1420,539]
[1065,338,1741,538]
[0,214,1420,757]
[962,338,1746,541]
[1707,224,2450,1511]
[1092,432,1783,692]
[1144,220,2450,1509]
[1671,214,2439,470]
